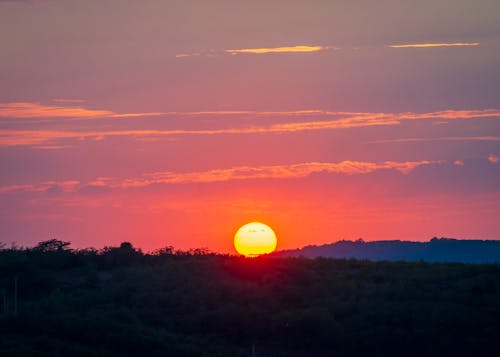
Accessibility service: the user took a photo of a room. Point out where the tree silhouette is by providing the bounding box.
[0,240,499,356]
[33,239,71,252]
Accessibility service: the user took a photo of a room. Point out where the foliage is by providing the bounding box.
[32,239,72,252]
[0,242,499,356]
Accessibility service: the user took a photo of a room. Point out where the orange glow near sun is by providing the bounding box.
[234,222,277,257]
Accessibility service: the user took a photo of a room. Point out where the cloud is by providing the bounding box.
[0,160,439,194]
[132,160,436,185]
[389,42,480,49]
[35,145,70,150]
[0,102,163,119]
[225,45,336,55]
[397,109,500,120]
[0,180,79,194]
[176,42,480,59]
[5,103,496,123]
[52,99,86,104]
[175,51,217,59]
[0,116,404,147]
[0,129,189,146]
[176,45,336,58]
[454,160,464,166]
[1,108,499,147]
[0,103,356,121]
[175,53,199,58]
[488,154,500,164]
[369,136,500,144]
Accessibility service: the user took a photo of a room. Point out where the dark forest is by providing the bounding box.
[1,240,499,356]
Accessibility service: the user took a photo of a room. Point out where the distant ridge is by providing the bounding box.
[273,238,500,264]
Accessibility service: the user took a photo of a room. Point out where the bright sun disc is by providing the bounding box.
[234,222,277,257]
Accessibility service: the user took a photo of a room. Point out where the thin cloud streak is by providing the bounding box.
[176,45,336,58]
[397,109,500,119]
[128,160,437,185]
[369,136,500,144]
[389,42,480,48]
[0,160,439,194]
[0,102,163,119]
[0,180,79,194]
[176,41,480,59]
[1,109,499,147]
[52,99,86,104]
[0,103,362,121]
[3,103,498,122]
[225,45,336,55]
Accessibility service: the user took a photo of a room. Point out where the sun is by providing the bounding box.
[234,222,277,257]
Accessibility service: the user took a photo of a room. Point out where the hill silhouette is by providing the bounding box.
[273,238,500,263]
[1,240,499,356]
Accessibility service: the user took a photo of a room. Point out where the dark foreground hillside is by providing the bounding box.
[274,238,500,263]
[1,241,499,357]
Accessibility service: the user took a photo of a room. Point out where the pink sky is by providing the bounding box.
[0,0,499,253]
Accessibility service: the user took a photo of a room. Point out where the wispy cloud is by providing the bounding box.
[124,160,436,185]
[0,160,439,194]
[175,51,218,59]
[1,109,499,147]
[176,45,336,58]
[225,45,336,55]
[0,129,181,146]
[0,103,353,121]
[0,180,79,194]
[369,136,500,144]
[175,53,199,58]
[0,114,417,146]
[397,109,499,120]
[389,42,480,49]
[176,41,480,59]
[0,102,163,119]
[52,99,86,104]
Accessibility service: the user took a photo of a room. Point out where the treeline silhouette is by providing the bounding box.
[0,239,499,356]
[273,238,500,263]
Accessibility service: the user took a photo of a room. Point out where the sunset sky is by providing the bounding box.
[1,0,499,253]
